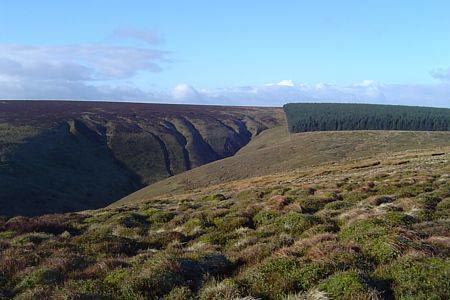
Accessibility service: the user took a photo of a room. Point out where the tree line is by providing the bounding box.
[284,103,450,133]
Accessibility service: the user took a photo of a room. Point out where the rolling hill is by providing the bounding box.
[0,101,283,216]
[0,101,449,298]
[115,127,450,206]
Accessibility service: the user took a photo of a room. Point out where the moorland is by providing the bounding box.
[0,101,449,299]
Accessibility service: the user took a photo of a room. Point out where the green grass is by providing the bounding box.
[242,257,330,297]
[339,219,399,263]
[374,257,450,299]
[318,271,371,299]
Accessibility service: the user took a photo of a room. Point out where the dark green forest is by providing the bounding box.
[284,103,450,133]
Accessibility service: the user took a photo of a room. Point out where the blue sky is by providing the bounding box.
[0,1,449,106]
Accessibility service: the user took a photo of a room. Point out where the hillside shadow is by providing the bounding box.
[0,120,143,216]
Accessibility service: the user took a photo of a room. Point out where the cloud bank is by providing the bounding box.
[0,31,169,101]
[168,80,450,108]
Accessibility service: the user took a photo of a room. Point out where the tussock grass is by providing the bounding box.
[0,150,449,299]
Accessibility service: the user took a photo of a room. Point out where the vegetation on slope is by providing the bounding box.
[284,103,450,133]
[0,150,448,299]
[0,101,283,216]
[115,128,450,205]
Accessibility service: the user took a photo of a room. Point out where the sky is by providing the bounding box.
[0,0,449,107]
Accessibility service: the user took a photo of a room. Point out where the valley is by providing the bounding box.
[0,101,283,216]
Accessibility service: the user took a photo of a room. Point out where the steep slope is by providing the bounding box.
[115,128,450,206]
[0,101,283,216]
[1,149,448,299]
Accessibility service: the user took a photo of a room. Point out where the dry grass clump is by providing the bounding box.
[3,213,82,235]
[198,278,242,300]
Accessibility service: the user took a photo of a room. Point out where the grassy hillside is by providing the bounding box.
[0,148,448,299]
[284,103,450,133]
[0,101,283,216]
[115,128,450,206]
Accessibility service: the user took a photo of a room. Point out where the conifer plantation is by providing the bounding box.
[284,103,450,133]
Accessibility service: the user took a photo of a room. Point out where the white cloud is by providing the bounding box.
[277,79,295,87]
[0,36,170,101]
[0,44,168,81]
[0,77,155,101]
[171,84,203,102]
[265,79,295,87]
[359,79,377,87]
